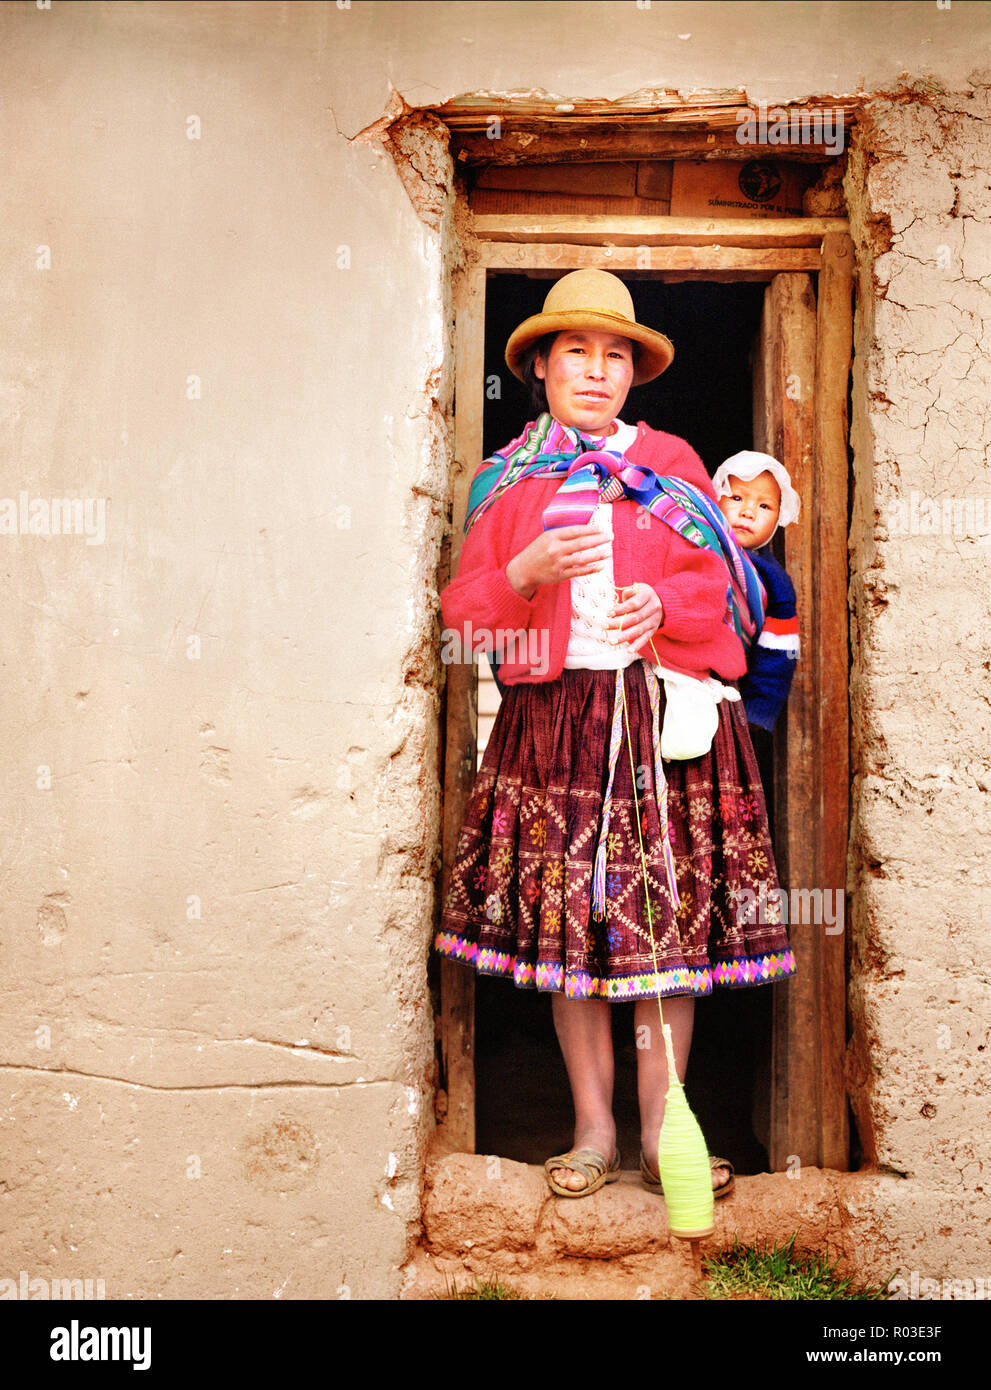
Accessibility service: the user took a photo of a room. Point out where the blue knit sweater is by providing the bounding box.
[741,547,799,731]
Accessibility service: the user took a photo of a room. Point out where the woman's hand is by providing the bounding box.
[609,583,665,654]
[506,524,612,599]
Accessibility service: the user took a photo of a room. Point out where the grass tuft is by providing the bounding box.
[700,1234,894,1301]
[436,1274,540,1300]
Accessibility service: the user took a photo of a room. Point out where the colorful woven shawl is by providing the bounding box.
[465,413,765,649]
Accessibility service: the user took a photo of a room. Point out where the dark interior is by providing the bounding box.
[474,273,780,1173]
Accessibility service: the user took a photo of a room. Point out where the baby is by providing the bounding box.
[713,451,801,736]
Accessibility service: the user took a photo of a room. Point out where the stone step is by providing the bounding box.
[403,1150,888,1300]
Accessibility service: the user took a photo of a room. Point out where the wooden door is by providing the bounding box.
[752,236,853,1171]
[437,263,486,1152]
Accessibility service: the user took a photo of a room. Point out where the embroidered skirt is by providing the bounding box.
[434,662,797,1000]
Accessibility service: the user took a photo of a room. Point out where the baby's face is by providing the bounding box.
[718,472,781,549]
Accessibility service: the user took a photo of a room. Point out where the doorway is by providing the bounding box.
[438,215,852,1173]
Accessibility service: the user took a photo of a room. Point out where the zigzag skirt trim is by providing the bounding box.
[435,930,796,1000]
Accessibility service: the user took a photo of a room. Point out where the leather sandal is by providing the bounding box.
[639,1148,735,1199]
[544,1146,622,1197]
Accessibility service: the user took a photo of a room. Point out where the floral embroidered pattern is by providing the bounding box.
[748,848,768,876]
[542,905,562,935]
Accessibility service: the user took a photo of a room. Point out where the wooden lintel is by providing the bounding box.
[438,93,862,128]
[454,128,844,166]
[439,90,753,126]
[480,243,822,273]
[438,94,860,167]
[658,272,791,283]
[472,215,848,248]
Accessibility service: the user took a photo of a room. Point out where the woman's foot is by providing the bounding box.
[640,1146,734,1194]
[549,1125,618,1193]
[711,1160,732,1192]
[548,995,617,1193]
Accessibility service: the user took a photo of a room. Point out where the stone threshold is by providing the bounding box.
[402,1148,899,1300]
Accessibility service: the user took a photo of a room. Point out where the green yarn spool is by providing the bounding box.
[656,1023,715,1240]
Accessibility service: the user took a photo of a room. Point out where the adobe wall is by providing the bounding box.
[0,1,987,1301]
[843,83,991,1256]
[0,0,445,1300]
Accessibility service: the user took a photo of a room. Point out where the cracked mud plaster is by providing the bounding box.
[351,88,454,234]
[843,83,991,1183]
[348,91,457,900]
[0,1064,394,1093]
[341,90,455,1243]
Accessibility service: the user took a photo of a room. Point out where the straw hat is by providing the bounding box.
[504,269,674,386]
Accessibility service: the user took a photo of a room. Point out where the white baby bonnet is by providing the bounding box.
[712,450,801,538]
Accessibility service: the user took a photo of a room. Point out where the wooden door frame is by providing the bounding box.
[438,213,853,1170]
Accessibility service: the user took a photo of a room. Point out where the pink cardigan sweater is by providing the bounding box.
[440,421,748,685]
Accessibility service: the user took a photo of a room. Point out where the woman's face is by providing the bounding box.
[534,330,635,433]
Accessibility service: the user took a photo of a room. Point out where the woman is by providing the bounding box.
[435,270,796,1197]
